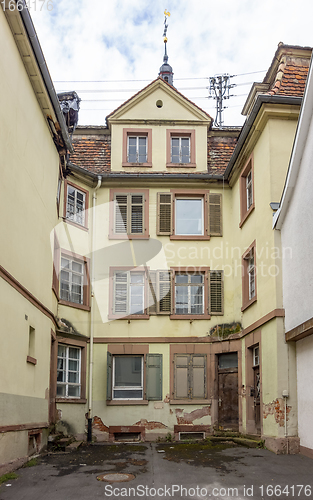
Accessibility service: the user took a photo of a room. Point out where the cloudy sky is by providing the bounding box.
[29,0,313,127]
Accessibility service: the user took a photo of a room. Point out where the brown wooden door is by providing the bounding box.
[218,353,239,430]
[253,366,261,433]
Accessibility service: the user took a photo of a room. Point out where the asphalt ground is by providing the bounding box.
[0,441,313,500]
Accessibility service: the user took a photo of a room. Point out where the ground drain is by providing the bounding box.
[97,473,135,483]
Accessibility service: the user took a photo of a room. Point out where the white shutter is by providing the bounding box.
[115,195,128,234]
[114,272,128,314]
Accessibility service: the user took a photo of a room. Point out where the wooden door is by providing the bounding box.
[218,353,239,430]
[253,366,261,433]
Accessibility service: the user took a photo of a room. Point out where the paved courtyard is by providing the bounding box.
[0,442,312,500]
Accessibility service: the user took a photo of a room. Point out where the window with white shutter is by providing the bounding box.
[111,269,148,318]
[110,190,149,239]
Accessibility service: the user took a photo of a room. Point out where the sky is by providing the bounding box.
[29,0,313,127]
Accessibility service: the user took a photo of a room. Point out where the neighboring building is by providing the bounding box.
[55,43,312,453]
[0,6,72,472]
[274,56,313,459]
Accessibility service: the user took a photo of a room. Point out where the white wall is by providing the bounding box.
[296,335,313,450]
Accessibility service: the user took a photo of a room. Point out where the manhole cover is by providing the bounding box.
[97,473,135,482]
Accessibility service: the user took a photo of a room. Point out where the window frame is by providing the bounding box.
[55,337,87,403]
[112,355,144,400]
[242,240,257,311]
[109,267,150,320]
[64,180,89,230]
[59,250,90,311]
[170,189,210,240]
[170,267,210,320]
[122,128,152,167]
[239,155,255,227]
[109,188,149,240]
[166,129,196,168]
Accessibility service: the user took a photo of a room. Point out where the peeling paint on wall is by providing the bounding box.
[175,406,211,424]
[133,419,167,430]
[263,399,291,427]
[93,415,109,432]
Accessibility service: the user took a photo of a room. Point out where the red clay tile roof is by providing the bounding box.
[207,133,239,176]
[70,135,111,173]
[267,57,310,97]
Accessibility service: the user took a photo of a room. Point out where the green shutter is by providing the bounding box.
[146,354,162,400]
[106,352,112,400]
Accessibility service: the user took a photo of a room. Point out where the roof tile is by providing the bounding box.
[207,134,238,176]
[70,135,111,173]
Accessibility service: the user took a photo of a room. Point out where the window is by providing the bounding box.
[171,267,210,319]
[253,346,259,367]
[148,270,172,315]
[107,348,162,403]
[109,189,149,239]
[64,180,89,229]
[27,326,36,365]
[57,345,81,398]
[166,130,196,167]
[59,252,90,310]
[52,231,60,300]
[122,129,152,167]
[110,268,149,319]
[242,241,257,311]
[174,354,206,400]
[240,155,254,227]
[157,190,222,239]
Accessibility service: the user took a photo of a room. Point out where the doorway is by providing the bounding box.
[218,353,239,430]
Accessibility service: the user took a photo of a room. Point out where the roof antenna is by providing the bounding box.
[159,10,174,86]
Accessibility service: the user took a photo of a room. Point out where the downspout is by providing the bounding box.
[87,175,102,442]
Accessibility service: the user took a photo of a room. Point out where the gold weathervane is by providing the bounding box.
[163,10,170,43]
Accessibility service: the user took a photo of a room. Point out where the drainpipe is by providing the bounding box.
[87,175,102,442]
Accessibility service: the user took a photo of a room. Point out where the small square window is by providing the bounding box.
[113,355,143,400]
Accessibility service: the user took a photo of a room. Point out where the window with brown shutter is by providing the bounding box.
[210,270,224,315]
[147,270,172,315]
[109,189,149,239]
[209,193,223,236]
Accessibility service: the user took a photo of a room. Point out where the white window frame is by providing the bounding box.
[175,273,205,315]
[113,270,146,316]
[112,355,144,400]
[175,197,204,236]
[60,257,84,304]
[57,345,81,398]
[66,185,86,226]
[171,136,191,164]
[127,136,147,163]
[253,346,259,367]
[248,253,255,300]
[246,170,253,210]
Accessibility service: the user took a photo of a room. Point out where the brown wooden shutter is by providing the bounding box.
[210,270,223,315]
[157,193,172,235]
[209,193,222,236]
[130,194,144,234]
[158,270,172,314]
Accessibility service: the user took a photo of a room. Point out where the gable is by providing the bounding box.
[107,79,212,125]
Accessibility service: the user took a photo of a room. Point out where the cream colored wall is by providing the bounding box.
[0,280,51,423]
[0,8,60,313]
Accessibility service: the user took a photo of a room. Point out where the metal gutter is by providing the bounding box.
[17,1,73,153]
[273,56,313,229]
[223,95,302,180]
[67,162,226,182]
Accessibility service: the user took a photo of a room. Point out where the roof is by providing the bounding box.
[266,56,310,97]
[207,132,239,176]
[70,134,111,173]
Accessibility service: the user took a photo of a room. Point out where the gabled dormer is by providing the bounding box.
[106,78,212,173]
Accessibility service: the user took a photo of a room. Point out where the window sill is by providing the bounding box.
[59,300,90,312]
[64,219,89,232]
[108,234,150,240]
[122,162,152,168]
[170,399,211,405]
[27,356,37,365]
[241,296,257,312]
[239,204,255,228]
[108,314,150,320]
[55,398,87,404]
[166,163,196,168]
[170,234,210,241]
[106,400,149,406]
[170,314,211,320]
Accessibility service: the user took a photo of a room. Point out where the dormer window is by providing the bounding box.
[171,137,190,164]
[166,129,196,168]
[128,136,147,163]
[122,129,152,167]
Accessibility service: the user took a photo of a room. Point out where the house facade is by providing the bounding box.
[53,43,312,453]
[0,5,71,472]
[274,56,313,459]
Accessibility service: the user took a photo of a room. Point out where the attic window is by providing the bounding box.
[156,100,163,108]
